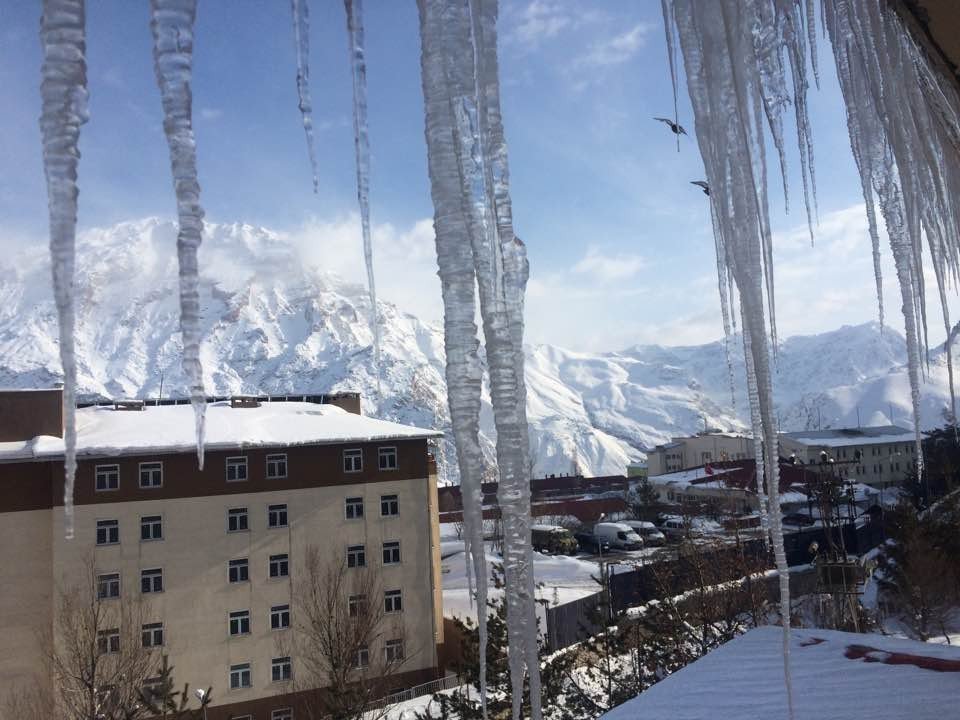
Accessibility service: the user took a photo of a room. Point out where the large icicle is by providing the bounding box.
[40,0,88,540]
[150,0,207,468]
[417,1,491,714]
[418,1,541,717]
[344,0,382,394]
[291,0,319,193]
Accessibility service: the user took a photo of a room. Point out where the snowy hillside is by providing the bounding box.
[1,219,956,482]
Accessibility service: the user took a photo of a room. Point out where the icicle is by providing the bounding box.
[291,0,319,193]
[40,0,88,540]
[344,0,382,395]
[803,0,819,90]
[660,0,681,153]
[417,1,490,715]
[150,0,207,469]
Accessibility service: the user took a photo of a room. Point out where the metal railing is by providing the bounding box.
[366,674,462,713]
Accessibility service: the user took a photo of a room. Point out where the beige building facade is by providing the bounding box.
[0,394,444,720]
[646,432,754,476]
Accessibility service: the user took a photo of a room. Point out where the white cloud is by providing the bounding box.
[575,24,651,68]
[199,107,223,121]
[572,246,645,281]
[509,0,573,46]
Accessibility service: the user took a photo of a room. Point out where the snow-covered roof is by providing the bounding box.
[648,465,742,488]
[600,626,960,720]
[0,401,442,462]
[780,425,913,448]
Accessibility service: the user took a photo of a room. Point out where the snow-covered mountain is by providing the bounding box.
[1,219,956,482]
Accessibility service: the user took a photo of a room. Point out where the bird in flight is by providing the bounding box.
[654,117,687,135]
[690,180,710,196]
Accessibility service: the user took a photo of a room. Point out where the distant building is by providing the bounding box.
[626,461,648,480]
[0,389,444,719]
[779,425,916,489]
[645,432,753,475]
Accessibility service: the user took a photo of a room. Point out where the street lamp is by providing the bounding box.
[195,689,208,720]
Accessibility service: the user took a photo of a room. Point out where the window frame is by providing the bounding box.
[141,622,164,648]
[382,540,401,565]
[229,558,250,584]
[270,604,291,630]
[344,496,364,520]
[225,456,248,483]
[268,503,288,529]
[384,588,403,614]
[271,710,294,720]
[229,610,251,637]
[378,446,398,471]
[229,662,252,690]
[96,519,120,546]
[381,494,400,517]
[348,594,368,618]
[97,572,121,600]
[271,656,292,683]
[385,638,405,663]
[347,544,367,569]
[140,515,163,542]
[269,553,289,579]
[138,461,163,489]
[266,453,288,480]
[227,507,249,533]
[95,464,120,492]
[354,646,370,669]
[343,448,363,473]
[97,628,121,655]
[140,567,164,594]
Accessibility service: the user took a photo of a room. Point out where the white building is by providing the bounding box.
[645,432,753,476]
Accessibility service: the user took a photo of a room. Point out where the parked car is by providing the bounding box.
[531,524,579,555]
[782,512,815,526]
[593,522,643,550]
[573,531,610,555]
[622,520,666,547]
[656,516,700,540]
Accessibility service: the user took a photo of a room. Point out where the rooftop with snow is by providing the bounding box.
[0,400,442,462]
[781,425,914,448]
[600,626,960,720]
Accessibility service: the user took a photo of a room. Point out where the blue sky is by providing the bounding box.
[1,1,946,351]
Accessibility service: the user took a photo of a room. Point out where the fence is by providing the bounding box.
[365,674,462,713]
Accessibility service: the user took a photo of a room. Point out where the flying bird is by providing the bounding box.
[691,180,710,196]
[654,117,687,136]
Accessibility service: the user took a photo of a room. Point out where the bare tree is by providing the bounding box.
[284,545,414,720]
[5,557,168,720]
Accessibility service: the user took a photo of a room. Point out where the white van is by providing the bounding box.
[593,522,643,551]
[623,520,666,547]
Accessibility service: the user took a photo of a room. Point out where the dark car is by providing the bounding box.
[782,512,815,526]
[574,532,611,554]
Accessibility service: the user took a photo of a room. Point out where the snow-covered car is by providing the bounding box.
[594,522,643,551]
[531,524,579,555]
[623,520,666,547]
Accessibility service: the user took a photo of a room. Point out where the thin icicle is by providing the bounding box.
[660,0,681,153]
[150,0,207,469]
[291,0,319,193]
[803,0,820,89]
[40,0,88,540]
[344,0,382,395]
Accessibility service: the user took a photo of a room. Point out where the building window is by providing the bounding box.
[384,589,402,613]
[96,519,119,546]
[269,553,289,578]
[140,515,163,541]
[381,494,399,517]
[226,456,248,482]
[227,507,249,533]
[272,710,294,720]
[385,638,404,663]
[345,496,364,520]
[343,448,363,473]
[268,504,288,528]
[266,453,288,479]
[229,558,249,584]
[347,545,366,569]
[383,541,401,565]
[378,447,398,471]
[354,647,370,669]
[348,594,368,618]
[97,628,120,655]
[139,461,163,488]
[97,572,120,599]
[95,464,120,491]
[141,568,163,594]
[229,662,251,689]
[271,604,290,630]
[271,656,292,683]
[229,610,251,636]
[142,622,164,648]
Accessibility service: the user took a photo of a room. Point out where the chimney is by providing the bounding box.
[230,396,261,409]
[0,387,64,441]
[324,392,362,415]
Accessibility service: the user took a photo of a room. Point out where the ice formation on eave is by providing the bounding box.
[344,0,382,395]
[418,1,541,718]
[150,0,208,470]
[39,0,89,539]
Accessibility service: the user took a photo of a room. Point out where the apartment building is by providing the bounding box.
[779,425,916,489]
[0,389,444,719]
[645,432,754,476]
